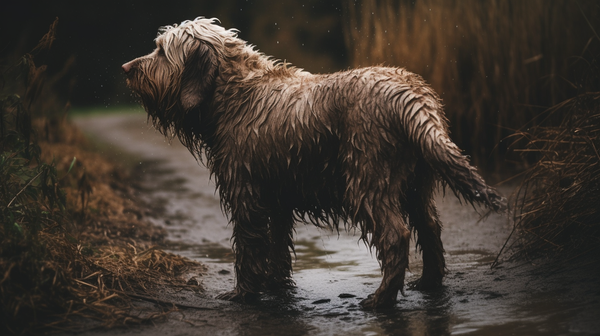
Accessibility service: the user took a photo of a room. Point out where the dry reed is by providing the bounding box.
[509,92,600,259]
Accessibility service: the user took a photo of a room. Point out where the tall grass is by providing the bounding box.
[342,0,600,171]
[0,19,75,333]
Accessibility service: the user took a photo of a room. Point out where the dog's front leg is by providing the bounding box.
[217,209,271,303]
[266,210,296,290]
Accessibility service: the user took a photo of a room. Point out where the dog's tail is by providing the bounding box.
[399,90,507,212]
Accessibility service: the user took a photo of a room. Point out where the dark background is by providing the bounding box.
[1,0,348,107]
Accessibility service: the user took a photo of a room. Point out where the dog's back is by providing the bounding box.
[211,66,504,223]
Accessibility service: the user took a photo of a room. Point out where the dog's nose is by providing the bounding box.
[122,61,133,73]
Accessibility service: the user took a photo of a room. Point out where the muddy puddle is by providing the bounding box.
[73,111,600,335]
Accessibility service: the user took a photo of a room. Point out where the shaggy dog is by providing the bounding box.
[122,18,506,309]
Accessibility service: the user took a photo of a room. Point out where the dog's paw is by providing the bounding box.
[359,294,376,309]
[216,289,258,303]
[359,294,396,310]
[408,277,442,291]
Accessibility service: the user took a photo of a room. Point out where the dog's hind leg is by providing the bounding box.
[406,160,446,290]
[266,210,295,290]
[217,208,271,302]
[360,209,411,309]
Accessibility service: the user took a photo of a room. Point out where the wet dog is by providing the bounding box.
[122,17,506,309]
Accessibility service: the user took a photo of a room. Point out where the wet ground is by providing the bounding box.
[73,111,600,335]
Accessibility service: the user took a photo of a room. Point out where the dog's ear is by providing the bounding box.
[180,41,217,111]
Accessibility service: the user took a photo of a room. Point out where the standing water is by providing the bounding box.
[74,111,600,335]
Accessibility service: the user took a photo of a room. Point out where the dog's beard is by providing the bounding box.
[125,73,150,113]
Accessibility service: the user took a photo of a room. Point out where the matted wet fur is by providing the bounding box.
[122,17,506,309]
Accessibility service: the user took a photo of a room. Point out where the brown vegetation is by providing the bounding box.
[1,20,203,334]
[508,92,600,260]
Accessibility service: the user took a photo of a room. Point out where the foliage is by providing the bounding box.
[0,18,73,333]
[1,19,202,334]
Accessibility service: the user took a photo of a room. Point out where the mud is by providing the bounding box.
[72,111,600,335]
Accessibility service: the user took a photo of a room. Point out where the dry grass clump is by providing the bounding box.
[342,0,600,170]
[510,92,600,259]
[1,19,204,335]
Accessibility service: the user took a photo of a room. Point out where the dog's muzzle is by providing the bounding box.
[122,61,134,74]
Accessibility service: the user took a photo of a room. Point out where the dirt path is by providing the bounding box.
[72,112,600,335]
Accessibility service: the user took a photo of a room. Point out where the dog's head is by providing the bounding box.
[122,18,235,140]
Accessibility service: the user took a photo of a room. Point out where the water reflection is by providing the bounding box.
[380,289,454,336]
[165,241,234,263]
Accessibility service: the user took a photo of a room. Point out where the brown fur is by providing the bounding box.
[122,18,506,309]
